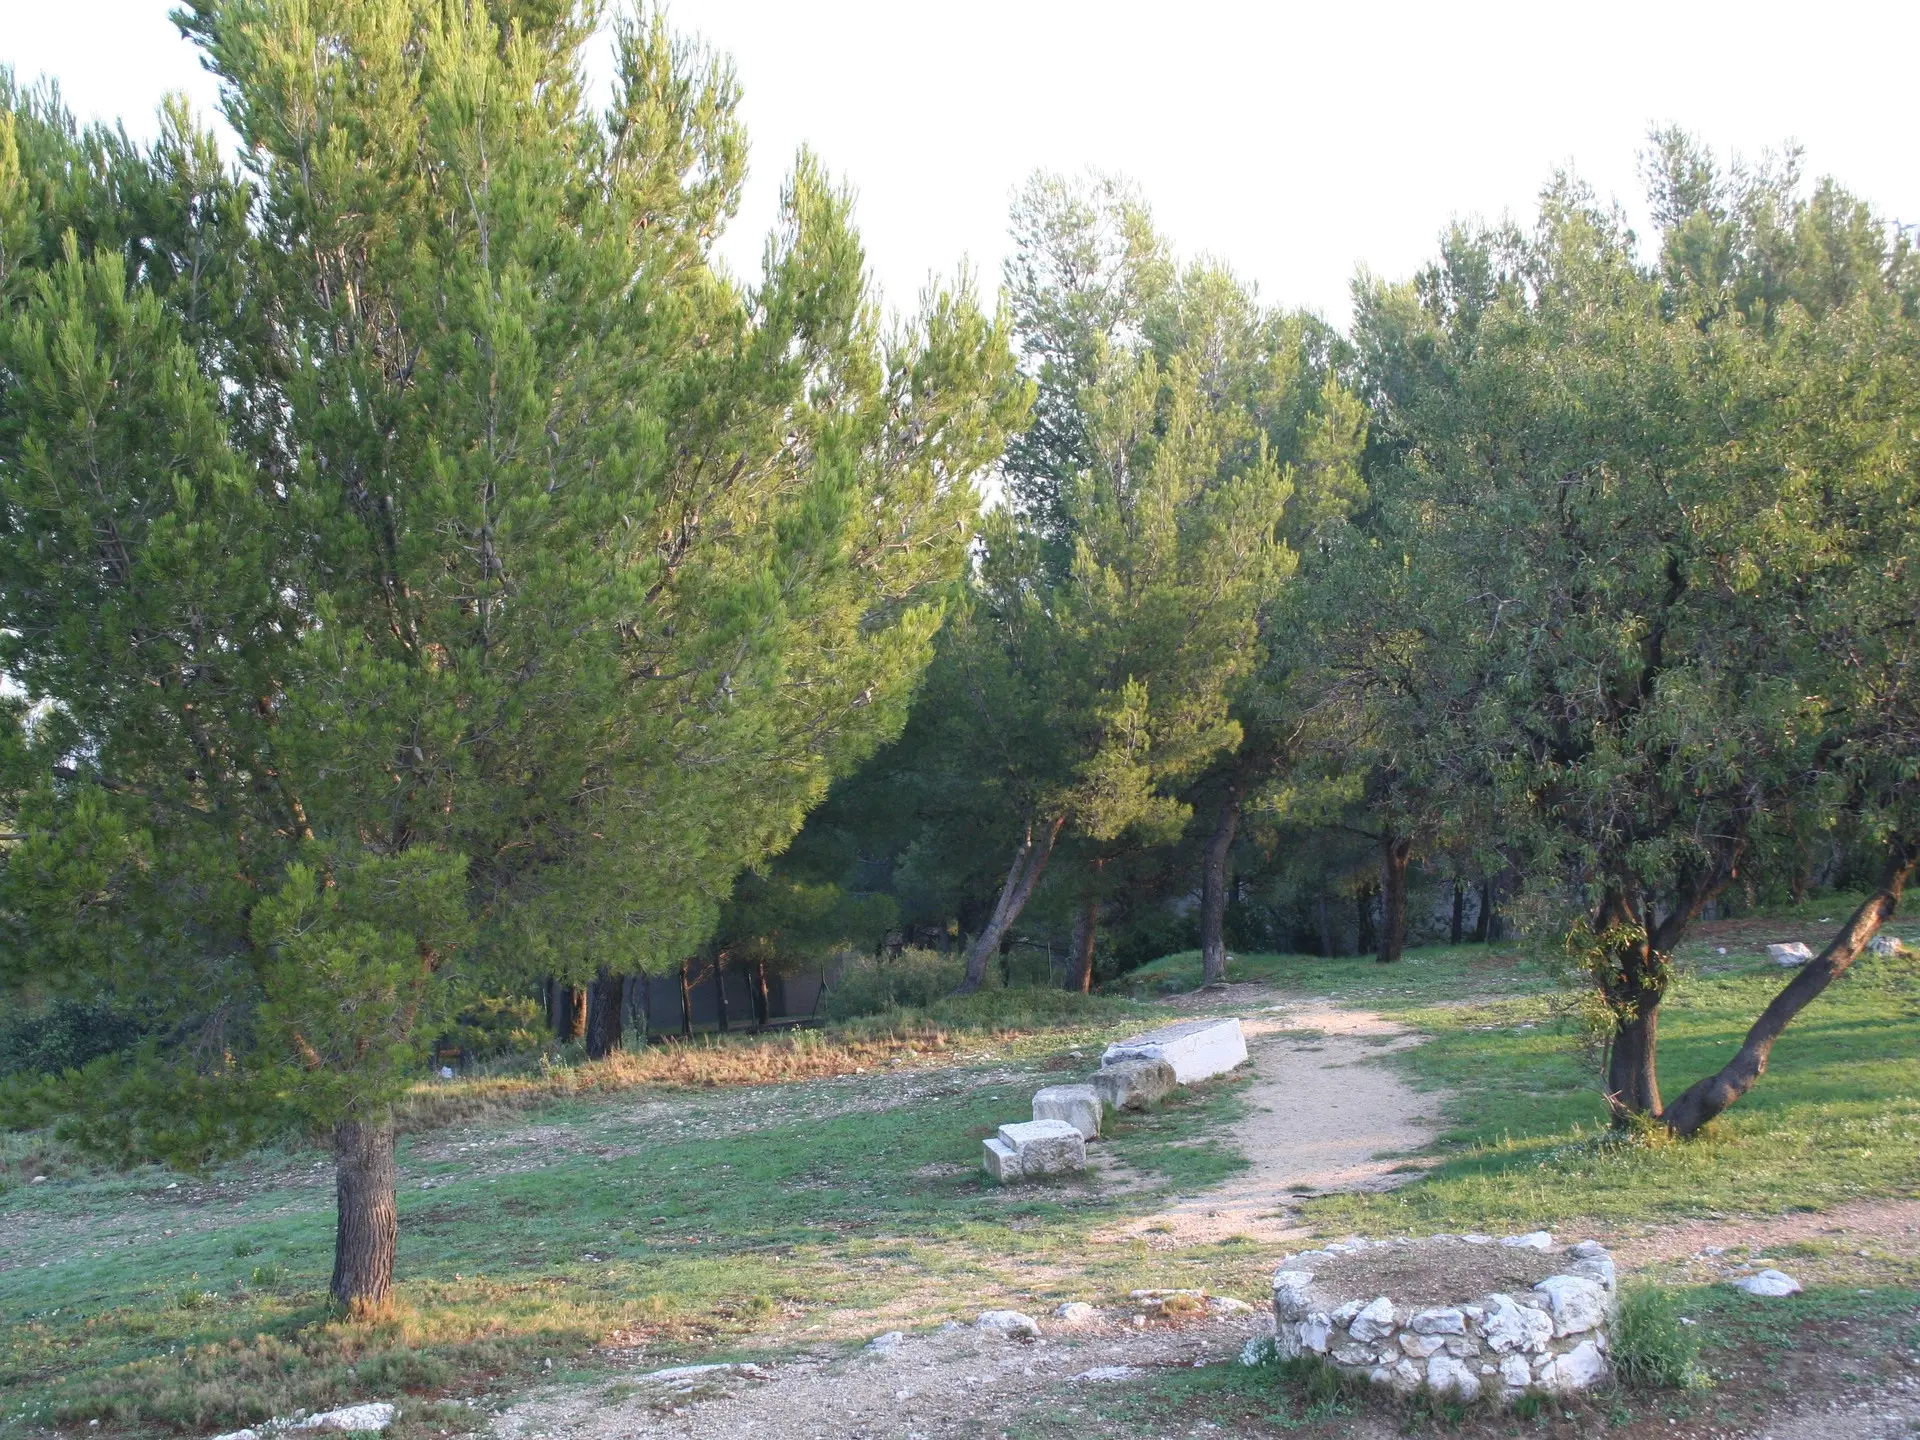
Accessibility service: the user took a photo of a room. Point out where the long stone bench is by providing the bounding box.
[1101,1017,1247,1083]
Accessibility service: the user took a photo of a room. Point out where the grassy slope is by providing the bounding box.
[0,1001,1250,1435]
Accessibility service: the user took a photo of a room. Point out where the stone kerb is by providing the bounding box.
[1101,1017,1247,1083]
[1269,1234,1616,1404]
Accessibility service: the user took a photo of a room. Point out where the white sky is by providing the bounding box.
[4,0,1917,324]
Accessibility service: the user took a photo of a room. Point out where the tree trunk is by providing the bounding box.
[714,954,731,1032]
[1663,842,1915,1137]
[1067,892,1098,993]
[1316,894,1334,958]
[330,1116,397,1318]
[1355,883,1375,956]
[1473,879,1492,943]
[553,984,586,1042]
[1199,783,1242,986]
[584,970,624,1059]
[955,816,1066,994]
[1376,832,1412,963]
[1449,882,1465,946]
[678,960,693,1038]
[753,958,772,1029]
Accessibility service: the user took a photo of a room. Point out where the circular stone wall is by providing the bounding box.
[1269,1233,1617,1403]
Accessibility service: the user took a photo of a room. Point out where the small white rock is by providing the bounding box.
[1533,1275,1610,1337]
[1410,1306,1467,1335]
[864,1331,905,1356]
[1072,1365,1139,1382]
[1501,1231,1554,1251]
[1767,942,1815,967]
[1054,1301,1098,1326]
[976,1309,1041,1338]
[1732,1269,1802,1297]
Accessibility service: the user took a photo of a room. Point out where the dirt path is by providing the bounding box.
[497,1312,1273,1440]
[1097,995,1445,1248]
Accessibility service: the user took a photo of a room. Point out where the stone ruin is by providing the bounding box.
[982,1017,1245,1183]
[1268,1232,1616,1403]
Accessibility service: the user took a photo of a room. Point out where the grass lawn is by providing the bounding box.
[2,897,1916,1437]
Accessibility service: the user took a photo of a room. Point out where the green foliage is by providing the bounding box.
[0,2,1022,1188]
[1611,1281,1707,1391]
[821,948,970,1020]
[0,997,142,1080]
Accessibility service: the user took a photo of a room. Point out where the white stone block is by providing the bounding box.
[996,1118,1086,1175]
[1032,1083,1102,1139]
[1501,1231,1553,1250]
[1538,1339,1609,1391]
[982,1136,1021,1183]
[1533,1275,1609,1337]
[1102,1017,1247,1083]
[1271,1270,1317,1320]
[1767,942,1815,967]
[1869,935,1907,957]
[1054,1301,1098,1325]
[1399,1332,1446,1358]
[1480,1294,1554,1354]
[1089,1056,1176,1111]
[1348,1296,1397,1342]
[1497,1353,1531,1389]
[1411,1306,1467,1335]
[1427,1352,1481,1401]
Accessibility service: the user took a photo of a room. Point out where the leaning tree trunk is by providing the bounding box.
[1067,892,1099,993]
[955,816,1066,994]
[1663,842,1916,1137]
[584,970,624,1059]
[1199,783,1242,987]
[1376,832,1412,963]
[330,1116,398,1317]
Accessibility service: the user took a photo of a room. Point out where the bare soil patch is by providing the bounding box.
[1299,1237,1564,1310]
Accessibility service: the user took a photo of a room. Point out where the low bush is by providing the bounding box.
[821,948,971,1019]
[1611,1281,1706,1390]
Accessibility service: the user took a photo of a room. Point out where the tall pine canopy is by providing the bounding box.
[0,0,1022,1311]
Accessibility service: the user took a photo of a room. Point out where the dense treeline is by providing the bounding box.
[2,2,1916,1312]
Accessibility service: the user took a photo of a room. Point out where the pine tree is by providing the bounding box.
[0,2,1021,1312]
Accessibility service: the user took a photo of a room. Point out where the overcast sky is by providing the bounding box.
[5,1,1917,324]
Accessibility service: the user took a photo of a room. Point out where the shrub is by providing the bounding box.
[1611,1282,1706,1390]
[821,949,971,1019]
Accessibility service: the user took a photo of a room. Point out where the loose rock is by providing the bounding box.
[291,1404,396,1433]
[1767,941,1815,967]
[1088,1057,1176,1112]
[1732,1268,1802,1297]
[975,1309,1040,1339]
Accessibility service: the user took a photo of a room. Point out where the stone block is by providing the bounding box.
[1480,1294,1554,1354]
[1538,1339,1608,1391]
[1054,1301,1098,1325]
[1869,934,1907,957]
[1032,1083,1102,1139]
[1411,1306,1467,1335]
[1532,1275,1609,1337]
[1101,1017,1247,1083]
[292,1406,396,1434]
[1427,1352,1481,1401]
[996,1118,1086,1176]
[1271,1270,1317,1321]
[1767,941,1815,967]
[981,1136,1021,1184]
[1089,1057,1176,1111]
[1348,1296,1397,1342]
